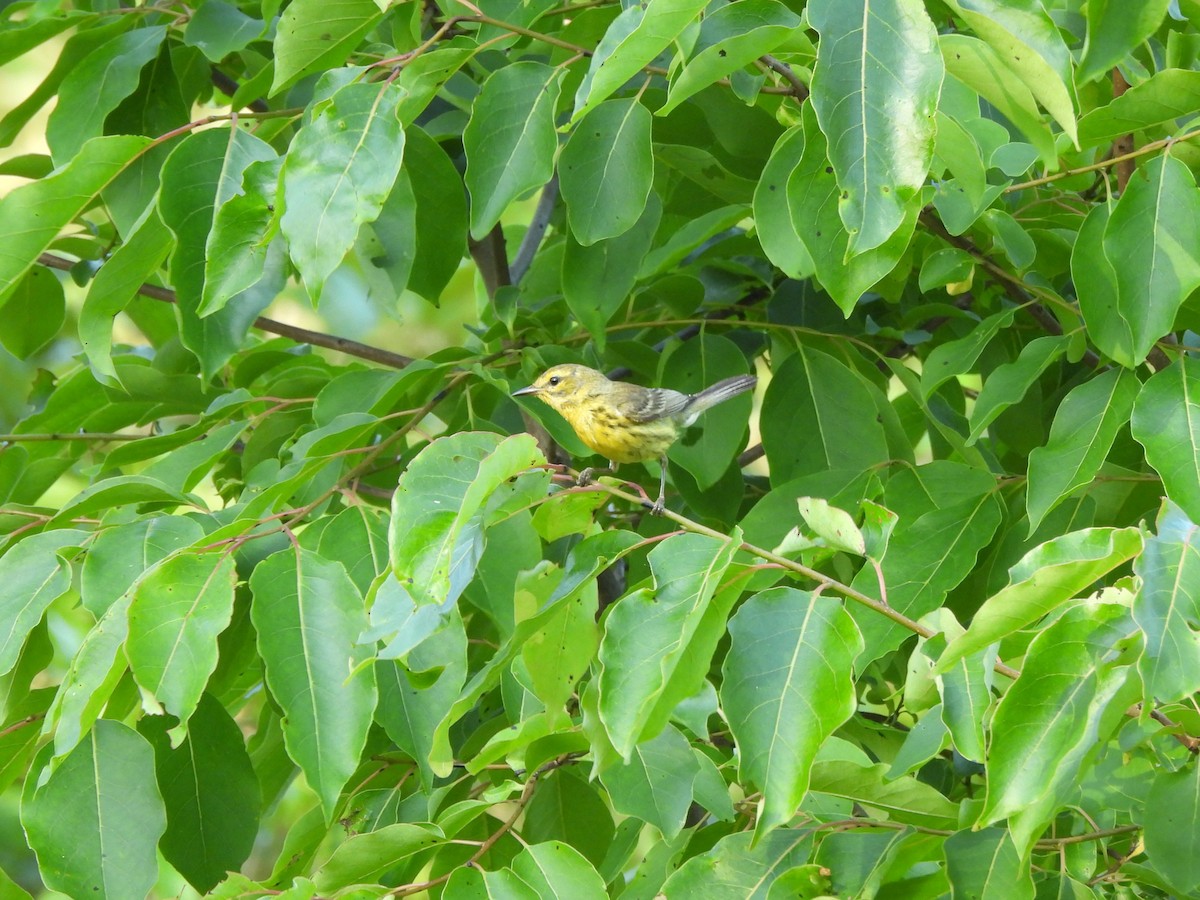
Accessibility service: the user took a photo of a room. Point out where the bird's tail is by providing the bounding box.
[682,374,757,424]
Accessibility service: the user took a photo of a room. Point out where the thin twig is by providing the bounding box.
[1005,126,1200,193]
[389,753,581,897]
[0,713,45,739]
[0,432,146,443]
[759,54,808,100]
[36,253,416,370]
[511,175,558,285]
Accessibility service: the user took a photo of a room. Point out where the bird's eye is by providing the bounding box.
[548,376,560,386]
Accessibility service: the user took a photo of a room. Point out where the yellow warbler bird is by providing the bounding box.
[513,364,757,514]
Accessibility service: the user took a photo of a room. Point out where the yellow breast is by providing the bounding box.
[563,405,680,464]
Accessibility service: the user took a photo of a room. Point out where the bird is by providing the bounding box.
[512,363,757,514]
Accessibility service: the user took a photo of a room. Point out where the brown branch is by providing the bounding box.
[737,443,765,467]
[390,753,581,897]
[209,68,270,113]
[916,212,1106,368]
[469,223,511,299]
[37,253,416,370]
[759,54,808,101]
[511,175,558,285]
[1111,70,1134,193]
[0,713,45,739]
[0,432,146,443]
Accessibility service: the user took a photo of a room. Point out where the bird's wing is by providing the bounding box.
[622,387,691,423]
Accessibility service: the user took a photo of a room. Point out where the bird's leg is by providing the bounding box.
[650,456,668,515]
[577,462,617,486]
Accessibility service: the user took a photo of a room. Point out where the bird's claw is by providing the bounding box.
[576,467,596,486]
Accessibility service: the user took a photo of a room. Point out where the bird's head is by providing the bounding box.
[512,364,605,413]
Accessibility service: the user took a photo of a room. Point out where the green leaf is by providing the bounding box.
[661,830,813,900]
[0,11,94,70]
[661,0,801,115]
[760,344,890,485]
[0,135,150,304]
[126,551,237,736]
[1132,501,1200,704]
[933,110,988,206]
[968,336,1068,444]
[808,759,960,828]
[1144,761,1200,896]
[1110,157,1200,355]
[920,308,1015,397]
[79,206,174,383]
[314,822,444,891]
[0,266,64,359]
[940,35,1055,166]
[942,0,1077,145]
[1078,0,1172,85]
[80,517,204,617]
[1132,356,1200,521]
[184,0,265,63]
[280,82,405,303]
[49,475,199,526]
[935,635,993,764]
[0,17,132,150]
[375,612,468,789]
[250,546,376,820]
[808,0,942,254]
[570,0,708,123]
[562,194,661,347]
[404,125,469,304]
[270,0,384,95]
[561,98,652,246]
[389,432,544,607]
[511,841,609,899]
[1080,156,1200,367]
[139,694,261,893]
[938,527,1143,669]
[394,46,474,126]
[597,723,699,839]
[1026,368,1141,532]
[980,600,1137,853]
[22,720,167,900]
[1080,68,1200,143]
[662,334,755,490]
[787,104,917,312]
[45,26,166,164]
[814,829,911,898]
[918,247,974,292]
[598,532,737,759]
[794,497,866,556]
[0,529,86,677]
[43,595,132,761]
[851,491,1003,665]
[521,574,599,717]
[464,62,564,239]
[943,828,1034,900]
[723,588,862,835]
[158,129,275,379]
[754,126,815,280]
[201,156,282,317]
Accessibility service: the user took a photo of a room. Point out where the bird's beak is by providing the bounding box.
[512,385,539,397]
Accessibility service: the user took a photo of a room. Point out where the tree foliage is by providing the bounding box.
[1,0,1199,896]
